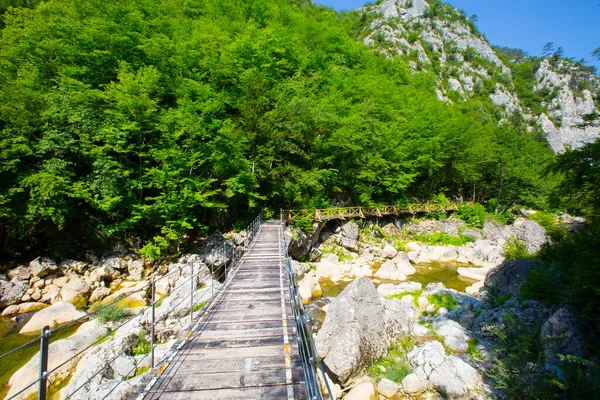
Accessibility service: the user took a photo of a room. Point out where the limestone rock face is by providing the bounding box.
[535,59,600,153]
[29,257,58,277]
[19,301,87,334]
[485,259,540,296]
[541,306,585,364]
[316,277,389,383]
[0,279,28,307]
[408,341,481,398]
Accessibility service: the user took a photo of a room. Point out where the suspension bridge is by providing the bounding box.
[0,214,330,400]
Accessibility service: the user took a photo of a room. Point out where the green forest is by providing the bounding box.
[0,0,581,260]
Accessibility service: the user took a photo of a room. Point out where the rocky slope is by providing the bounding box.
[359,0,600,152]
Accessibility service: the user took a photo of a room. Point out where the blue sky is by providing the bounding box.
[314,0,600,71]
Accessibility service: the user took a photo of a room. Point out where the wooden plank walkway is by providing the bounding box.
[136,221,307,400]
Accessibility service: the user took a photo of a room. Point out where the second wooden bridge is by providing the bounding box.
[282,201,474,223]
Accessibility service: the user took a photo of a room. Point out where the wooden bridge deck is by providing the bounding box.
[136,221,306,399]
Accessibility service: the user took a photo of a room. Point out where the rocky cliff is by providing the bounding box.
[358,0,600,152]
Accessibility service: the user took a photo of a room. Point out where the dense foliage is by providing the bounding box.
[0,0,556,259]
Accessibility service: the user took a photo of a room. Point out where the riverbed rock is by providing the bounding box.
[514,219,549,253]
[89,286,112,303]
[89,265,117,284]
[381,244,398,259]
[377,377,399,398]
[402,373,426,394]
[316,277,389,383]
[19,301,87,334]
[292,260,311,280]
[298,273,322,304]
[345,381,375,400]
[6,320,108,400]
[484,259,540,296]
[128,260,144,280]
[29,257,59,278]
[0,279,28,307]
[1,301,48,316]
[433,317,469,352]
[8,266,31,282]
[408,341,481,398]
[541,306,585,364]
[60,277,90,303]
[377,282,422,297]
[374,260,407,281]
[341,221,360,240]
[286,227,311,260]
[113,354,137,378]
[41,285,62,304]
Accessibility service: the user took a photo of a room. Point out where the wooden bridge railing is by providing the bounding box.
[282,201,475,223]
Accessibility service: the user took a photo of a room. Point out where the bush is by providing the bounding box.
[502,236,531,260]
[132,331,152,356]
[456,203,487,228]
[529,211,567,241]
[414,232,474,246]
[96,303,128,323]
[293,217,313,234]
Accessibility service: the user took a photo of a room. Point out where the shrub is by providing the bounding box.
[414,232,474,246]
[292,217,313,234]
[132,331,152,356]
[502,236,531,260]
[432,193,450,205]
[529,211,567,241]
[96,303,128,323]
[456,203,487,228]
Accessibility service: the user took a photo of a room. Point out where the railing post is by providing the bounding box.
[151,279,156,368]
[211,262,214,298]
[38,326,50,400]
[190,263,194,323]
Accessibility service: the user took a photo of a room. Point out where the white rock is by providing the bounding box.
[377,377,399,398]
[113,354,136,379]
[298,274,322,304]
[381,244,398,259]
[345,381,375,400]
[60,277,90,303]
[1,302,48,316]
[19,301,87,334]
[374,260,407,281]
[377,282,422,298]
[402,373,426,394]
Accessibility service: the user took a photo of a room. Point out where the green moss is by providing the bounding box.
[134,365,150,377]
[427,292,459,312]
[468,338,483,360]
[368,337,415,383]
[193,301,207,312]
[385,290,423,304]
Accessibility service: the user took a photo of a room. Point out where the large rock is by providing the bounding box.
[375,255,416,281]
[316,277,389,383]
[338,237,359,252]
[541,306,585,364]
[8,266,31,281]
[345,381,375,400]
[383,298,416,339]
[7,320,108,400]
[292,260,311,280]
[514,219,549,253]
[0,279,28,307]
[433,317,469,352]
[340,221,360,241]
[19,301,87,334]
[402,373,426,394]
[484,259,540,296]
[377,377,399,398]
[286,227,311,260]
[408,341,481,398]
[381,244,398,259]
[127,260,144,280]
[298,274,322,304]
[29,257,58,277]
[60,277,90,303]
[2,302,48,316]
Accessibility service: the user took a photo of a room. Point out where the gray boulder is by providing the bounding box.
[383,298,416,339]
[340,221,360,241]
[29,257,58,277]
[60,277,91,303]
[484,259,540,296]
[286,228,311,260]
[433,317,469,352]
[0,279,28,307]
[408,341,481,398]
[19,301,87,334]
[8,266,31,282]
[515,219,549,253]
[128,260,144,280]
[316,277,389,383]
[541,306,585,364]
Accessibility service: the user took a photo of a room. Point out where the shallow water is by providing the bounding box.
[408,262,478,292]
[0,315,82,398]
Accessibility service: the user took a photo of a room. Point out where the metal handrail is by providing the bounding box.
[1,211,265,400]
[282,201,475,223]
[280,211,333,400]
